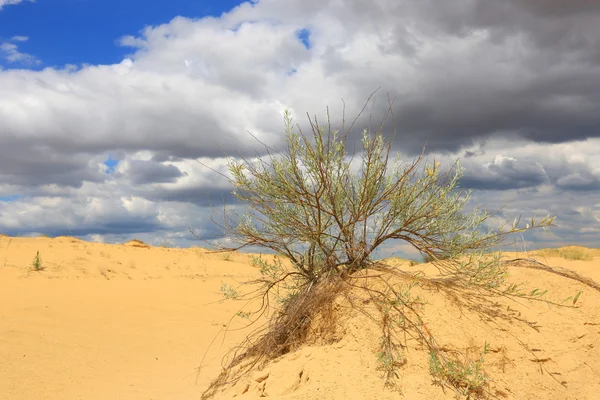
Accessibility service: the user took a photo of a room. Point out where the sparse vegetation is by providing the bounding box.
[219,282,239,301]
[532,246,599,261]
[429,343,490,397]
[197,96,593,399]
[31,251,43,271]
[125,239,150,249]
[236,311,251,319]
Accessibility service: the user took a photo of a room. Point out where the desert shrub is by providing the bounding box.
[199,97,560,398]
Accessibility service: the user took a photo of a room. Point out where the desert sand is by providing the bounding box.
[1,235,599,399]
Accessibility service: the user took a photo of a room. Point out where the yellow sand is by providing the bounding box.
[1,235,599,399]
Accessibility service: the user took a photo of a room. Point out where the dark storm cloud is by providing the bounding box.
[125,159,186,184]
[366,69,600,155]
[0,137,105,187]
[141,185,237,207]
[304,0,600,154]
[406,0,600,50]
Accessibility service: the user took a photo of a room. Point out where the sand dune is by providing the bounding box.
[1,236,599,399]
[0,235,259,400]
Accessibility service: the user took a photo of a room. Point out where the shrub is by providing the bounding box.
[199,97,560,398]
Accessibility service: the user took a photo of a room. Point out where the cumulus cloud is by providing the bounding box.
[0,180,226,242]
[0,0,599,251]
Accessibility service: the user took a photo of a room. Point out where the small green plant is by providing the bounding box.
[31,251,43,271]
[376,310,406,391]
[250,255,286,282]
[373,280,425,391]
[562,290,583,306]
[220,282,239,302]
[236,311,251,319]
[429,343,490,397]
[222,252,233,262]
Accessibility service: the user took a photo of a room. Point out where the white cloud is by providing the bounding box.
[0,0,25,10]
[0,37,40,65]
[0,0,33,11]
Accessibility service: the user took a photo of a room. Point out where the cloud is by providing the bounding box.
[0,0,27,11]
[123,159,186,185]
[118,155,236,207]
[556,172,600,191]
[0,0,599,249]
[431,138,600,191]
[0,193,161,236]
[0,141,106,187]
[0,36,40,65]
[0,189,228,245]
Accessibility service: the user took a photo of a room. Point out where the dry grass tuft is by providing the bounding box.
[530,246,600,262]
[124,239,150,249]
[200,275,348,399]
[503,257,600,294]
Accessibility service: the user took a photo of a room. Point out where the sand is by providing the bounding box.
[0,236,258,400]
[1,235,599,399]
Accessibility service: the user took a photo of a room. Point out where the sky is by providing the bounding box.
[1,0,600,259]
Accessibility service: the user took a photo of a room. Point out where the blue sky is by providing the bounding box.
[0,0,245,68]
[0,0,599,256]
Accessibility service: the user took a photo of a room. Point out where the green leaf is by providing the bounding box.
[573,290,582,305]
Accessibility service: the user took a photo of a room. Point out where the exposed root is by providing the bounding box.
[503,258,600,293]
[201,275,348,399]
